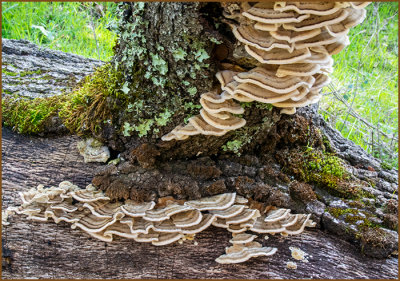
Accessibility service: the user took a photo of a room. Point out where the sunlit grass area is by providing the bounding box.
[319,2,398,169]
[2,2,118,61]
[2,2,398,168]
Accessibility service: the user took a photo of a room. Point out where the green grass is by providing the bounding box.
[319,2,398,169]
[2,2,118,61]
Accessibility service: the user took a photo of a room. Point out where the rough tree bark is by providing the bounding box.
[1,2,398,279]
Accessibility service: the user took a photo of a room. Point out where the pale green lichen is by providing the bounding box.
[222,140,243,156]
[173,48,187,61]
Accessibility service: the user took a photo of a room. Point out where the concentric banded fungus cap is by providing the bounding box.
[83,201,122,219]
[226,241,262,253]
[188,115,228,136]
[295,31,349,50]
[324,35,350,55]
[161,125,186,141]
[235,195,249,204]
[234,83,300,103]
[152,219,182,233]
[72,212,124,233]
[250,216,286,234]
[212,217,229,229]
[103,222,138,239]
[201,90,230,104]
[280,107,296,115]
[171,210,203,228]
[49,201,79,213]
[234,67,315,93]
[216,245,277,264]
[152,232,183,246]
[245,45,311,64]
[86,230,113,242]
[340,8,367,29]
[216,70,239,88]
[301,51,331,64]
[71,189,110,202]
[253,22,279,32]
[232,25,293,52]
[276,62,325,77]
[279,214,301,227]
[242,3,310,24]
[181,214,216,234]
[350,2,371,9]
[209,204,247,219]
[143,204,193,222]
[184,192,236,211]
[200,98,244,115]
[175,124,201,136]
[226,209,261,225]
[221,81,239,95]
[121,200,156,217]
[274,2,343,16]
[311,74,331,90]
[264,208,291,223]
[200,109,246,131]
[45,208,87,223]
[124,217,154,234]
[134,230,159,243]
[270,27,322,43]
[229,233,258,244]
[227,223,248,233]
[272,91,321,109]
[283,214,315,235]
[283,9,348,32]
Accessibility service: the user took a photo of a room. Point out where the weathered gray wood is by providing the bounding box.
[2,127,398,279]
[2,38,103,99]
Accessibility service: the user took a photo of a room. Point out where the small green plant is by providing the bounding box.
[222,140,243,156]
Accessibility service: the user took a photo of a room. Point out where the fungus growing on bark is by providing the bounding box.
[6,182,316,264]
[216,241,278,264]
[162,1,369,142]
[77,138,110,163]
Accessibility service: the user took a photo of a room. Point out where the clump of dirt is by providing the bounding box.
[360,228,398,258]
[289,181,317,204]
[129,143,160,168]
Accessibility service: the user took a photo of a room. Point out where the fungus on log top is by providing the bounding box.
[162,1,370,142]
[5,181,316,264]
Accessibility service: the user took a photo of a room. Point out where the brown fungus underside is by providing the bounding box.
[162,1,369,141]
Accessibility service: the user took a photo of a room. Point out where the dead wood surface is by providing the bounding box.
[2,127,398,279]
[2,38,103,99]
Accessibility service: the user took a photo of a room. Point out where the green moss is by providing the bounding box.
[2,69,18,76]
[58,63,126,135]
[328,207,358,218]
[2,94,66,134]
[19,69,43,77]
[2,63,126,136]
[328,207,382,236]
[300,149,361,198]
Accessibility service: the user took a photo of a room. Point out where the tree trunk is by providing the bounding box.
[1,2,398,278]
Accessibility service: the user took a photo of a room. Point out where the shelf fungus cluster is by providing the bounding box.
[6,181,316,264]
[162,1,369,141]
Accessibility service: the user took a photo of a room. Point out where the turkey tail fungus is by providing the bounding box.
[162,1,370,141]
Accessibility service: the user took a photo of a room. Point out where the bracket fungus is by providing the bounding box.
[6,181,316,265]
[162,1,369,141]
